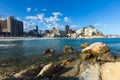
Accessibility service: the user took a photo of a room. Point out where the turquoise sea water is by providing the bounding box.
[0,38,120,65]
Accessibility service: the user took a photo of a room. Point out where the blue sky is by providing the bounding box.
[0,0,120,35]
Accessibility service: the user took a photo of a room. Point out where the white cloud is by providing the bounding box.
[41,8,47,11]
[23,21,30,29]
[16,17,21,20]
[25,16,38,20]
[94,23,108,27]
[93,23,113,29]
[0,17,6,20]
[23,21,37,32]
[26,7,31,12]
[52,12,62,16]
[37,13,44,22]
[45,16,60,23]
[24,12,63,31]
[25,13,45,24]
[64,17,71,22]
[0,15,6,20]
[44,12,62,23]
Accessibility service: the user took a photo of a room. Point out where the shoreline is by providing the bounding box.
[0,37,120,41]
[0,36,114,41]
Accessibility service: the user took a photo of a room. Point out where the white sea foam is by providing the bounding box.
[0,44,16,47]
[0,37,66,41]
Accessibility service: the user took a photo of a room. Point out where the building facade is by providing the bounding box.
[0,16,23,37]
[65,25,70,35]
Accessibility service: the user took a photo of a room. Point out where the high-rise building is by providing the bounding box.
[36,26,38,32]
[65,25,69,35]
[0,16,23,36]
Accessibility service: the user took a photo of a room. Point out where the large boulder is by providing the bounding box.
[80,42,115,61]
[82,42,110,56]
[100,62,120,80]
[80,43,89,49]
[79,63,100,80]
[62,45,75,54]
[43,48,55,56]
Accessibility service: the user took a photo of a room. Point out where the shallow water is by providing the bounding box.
[0,38,120,66]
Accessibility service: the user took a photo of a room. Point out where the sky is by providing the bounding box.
[0,0,120,35]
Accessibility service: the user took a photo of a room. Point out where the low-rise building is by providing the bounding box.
[51,27,60,37]
[44,27,61,38]
[28,26,40,37]
[71,33,77,38]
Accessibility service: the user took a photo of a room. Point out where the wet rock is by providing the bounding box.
[62,45,75,54]
[80,43,89,49]
[14,64,44,78]
[82,42,110,56]
[43,48,55,56]
[100,62,120,80]
[0,63,10,67]
[80,53,92,60]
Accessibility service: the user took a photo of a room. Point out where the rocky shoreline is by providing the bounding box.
[0,42,120,80]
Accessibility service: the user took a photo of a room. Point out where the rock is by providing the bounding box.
[37,58,74,79]
[54,59,100,80]
[43,48,55,56]
[81,42,115,61]
[14,64,44,78]
[37,63,54,78]
[80,43,89,49]
[82,42,110,56]
[37,62,64,79]
[0,63,10,67]
[62,45,75,54]
[100,62,120,80]
[80,53,92,60]
[97,52,115,61]
[53,59,81,80]
[58,57,75,66]
[79,63,100,80]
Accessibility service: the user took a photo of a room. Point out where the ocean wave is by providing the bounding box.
[111,50,120,56]
[0,44,16,47]
[108,43,120,47]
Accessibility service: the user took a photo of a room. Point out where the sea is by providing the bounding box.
[0,38,120,66]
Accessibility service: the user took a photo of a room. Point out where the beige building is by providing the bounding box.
[0,16,23,36]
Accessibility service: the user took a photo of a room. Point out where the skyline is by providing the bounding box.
[0,0,120,35]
